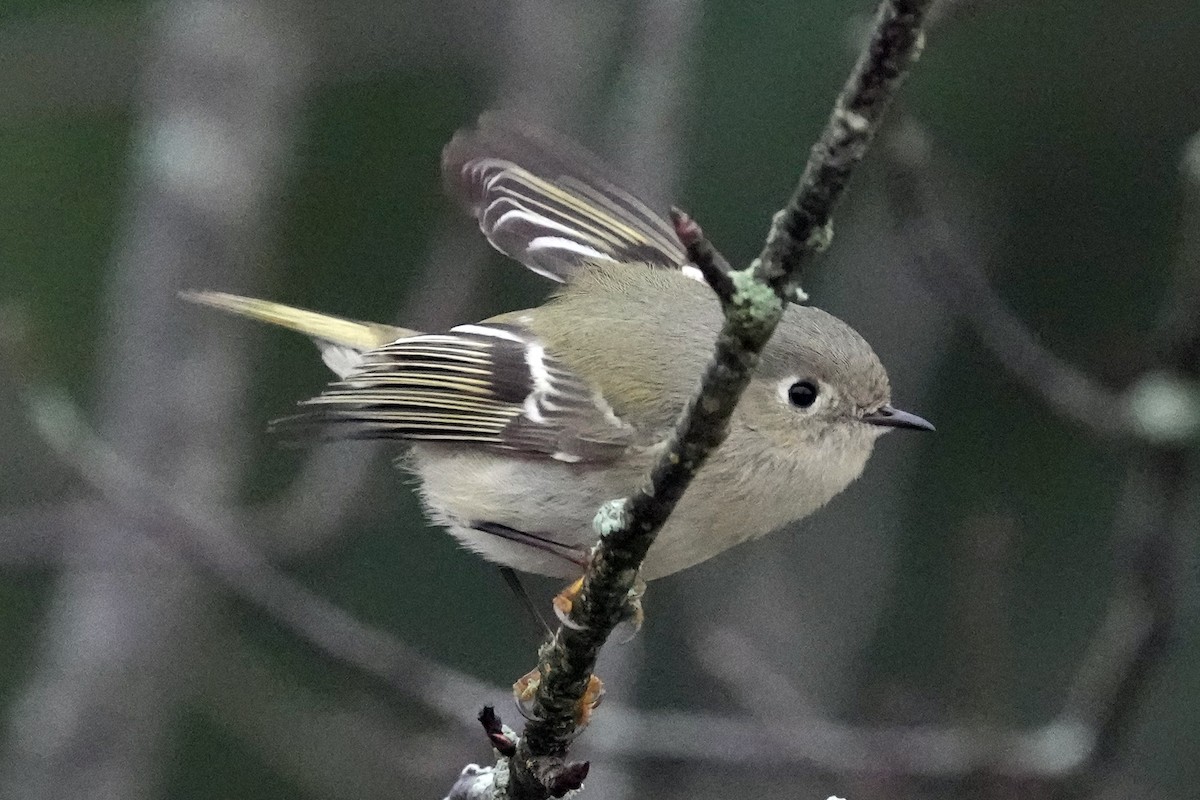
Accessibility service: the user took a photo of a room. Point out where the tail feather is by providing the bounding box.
[181,290,414,377]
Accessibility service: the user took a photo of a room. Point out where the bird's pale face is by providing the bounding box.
[735,370,887,485]
[729,305,933,513]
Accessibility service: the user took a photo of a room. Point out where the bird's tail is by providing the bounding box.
[180,290,413,377]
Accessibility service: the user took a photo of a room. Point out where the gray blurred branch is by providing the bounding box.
[14,381,1178,787]
[882,117,1127,438]
[0,1,503,119]
[201,627,468,798]
[1,3,309,799]
[11,386,494,717]
[880,118,1200,795]
[130,464,1150,784]
[606,0,702,204]
[1051,134,1200,796]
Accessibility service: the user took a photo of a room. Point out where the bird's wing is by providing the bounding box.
[287,321,635,463]
[442,112,689,281]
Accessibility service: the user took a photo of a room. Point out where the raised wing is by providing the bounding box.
[286,322,635,463]
[442,112,688,281]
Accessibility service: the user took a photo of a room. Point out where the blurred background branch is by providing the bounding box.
[1,1,1198,799]
[2,4,309,799]
[881,116,1127,439]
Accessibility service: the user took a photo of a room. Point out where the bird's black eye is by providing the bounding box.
[788,380,819,409]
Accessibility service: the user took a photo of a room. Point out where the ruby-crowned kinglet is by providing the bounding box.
[184,113,933,580]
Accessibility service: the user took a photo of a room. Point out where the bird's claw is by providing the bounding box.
[512,668,605,732]
[575,674,605,729]
[513,667,543,721]
[552,576,586,630]
[613,575,646,643]
[553,572,646,642]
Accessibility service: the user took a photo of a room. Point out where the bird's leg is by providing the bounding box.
[503,542,639,734]
[498,566,552,639]
[576,673,605,729]
[470,521,590,567]
[512,667,540,719]
[471,522,644,636]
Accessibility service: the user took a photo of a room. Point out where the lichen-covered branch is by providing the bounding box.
[751,0,931,299]
[0,6,307,798]
[504,2,935,796]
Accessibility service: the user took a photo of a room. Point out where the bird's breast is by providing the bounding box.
[641,432,875,578]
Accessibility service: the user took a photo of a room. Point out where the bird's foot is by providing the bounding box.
[613,574,646,644]
[551,576,586,630]
[575,673,605,729]
[513,668,605,731]
[512,667,542,720]
[552,572,646,641]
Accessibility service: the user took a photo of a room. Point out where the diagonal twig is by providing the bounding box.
[505,2,935,796]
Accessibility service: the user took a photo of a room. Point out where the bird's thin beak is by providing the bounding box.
[862,404,935,432]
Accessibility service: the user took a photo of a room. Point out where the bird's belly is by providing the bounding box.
[407,436,866,580]
[641,473,814,579]
[408,445,638,579]
[638,439,871,578]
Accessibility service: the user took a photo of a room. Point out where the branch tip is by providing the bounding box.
[669,206,700,246]
[547,761,589,797]
[504,2,934,795]
[754,0,933,288]
[670,206,735,302]
[478,705,517,757]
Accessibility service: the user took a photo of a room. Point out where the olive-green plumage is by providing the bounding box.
[415,262,901,578]
[183,113,931,580]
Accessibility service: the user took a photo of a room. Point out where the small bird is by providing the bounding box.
[184,113,932,581]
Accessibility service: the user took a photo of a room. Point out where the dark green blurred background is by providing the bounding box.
[1,1,1198,798]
